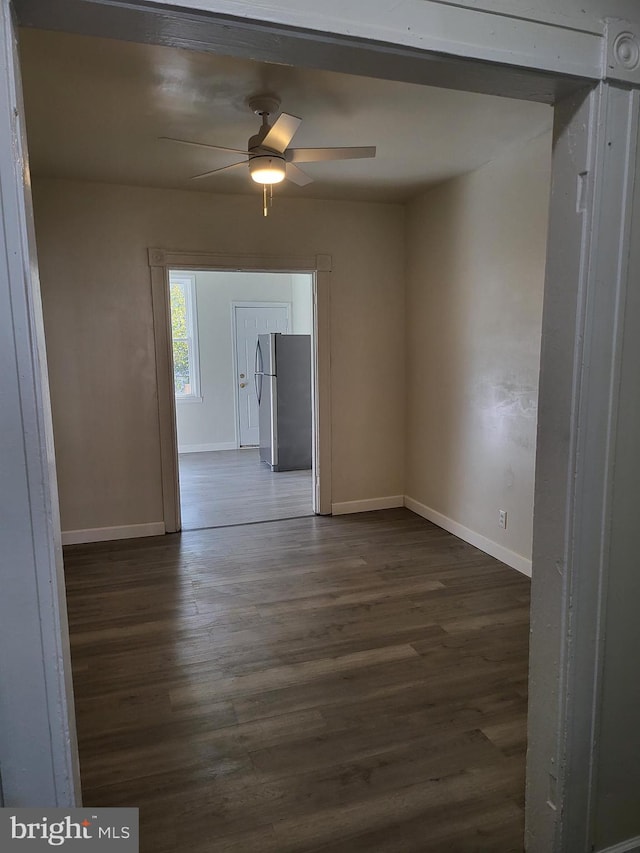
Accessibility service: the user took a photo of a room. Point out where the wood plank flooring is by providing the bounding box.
[179,449,313,529]
[63,508,530,852]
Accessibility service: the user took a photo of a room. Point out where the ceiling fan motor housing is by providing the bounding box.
[248,94,281,118]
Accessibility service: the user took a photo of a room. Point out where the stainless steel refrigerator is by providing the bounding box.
[254,333,312,471]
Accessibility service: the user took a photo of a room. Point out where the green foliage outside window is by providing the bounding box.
[170,281,192,395]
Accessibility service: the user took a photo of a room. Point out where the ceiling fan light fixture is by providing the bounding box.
[249,154,286,184]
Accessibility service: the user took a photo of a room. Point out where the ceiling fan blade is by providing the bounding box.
[190,161,247,180]
[262,113,302,154]
[286,146,376,163]
[160,136,250,156]
[285,162,313,187]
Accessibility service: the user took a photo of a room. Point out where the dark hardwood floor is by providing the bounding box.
[63,508,530,852]
[179,449,313,529]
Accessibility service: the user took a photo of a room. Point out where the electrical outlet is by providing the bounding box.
[499,510,507,530]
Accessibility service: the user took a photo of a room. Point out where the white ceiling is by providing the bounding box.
[18,28,553,203]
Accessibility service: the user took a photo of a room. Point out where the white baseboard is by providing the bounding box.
[61,522,166,546]
[178,441,237,453]
[404,496,532,577]
[331,495,404,515]
[597,837,640,853]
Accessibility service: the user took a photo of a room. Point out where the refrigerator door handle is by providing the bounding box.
[254,339,262,404]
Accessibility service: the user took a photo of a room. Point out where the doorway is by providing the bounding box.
[168,268,317,529]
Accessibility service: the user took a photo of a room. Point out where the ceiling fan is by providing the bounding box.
[160,95,376,215]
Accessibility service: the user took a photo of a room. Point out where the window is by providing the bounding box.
[169,273,201,400]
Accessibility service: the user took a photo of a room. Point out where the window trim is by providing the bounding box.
[169,272,202,402]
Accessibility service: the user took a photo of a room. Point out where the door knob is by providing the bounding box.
[239,382,247,388]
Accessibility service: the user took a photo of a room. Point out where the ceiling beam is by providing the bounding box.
[14,0,589,104]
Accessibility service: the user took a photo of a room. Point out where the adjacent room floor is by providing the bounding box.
[178,448,314,529]
[64,508,530,853]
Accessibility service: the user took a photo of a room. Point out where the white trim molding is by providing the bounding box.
[597,837,640,853]
[178,442,238,453]
[604,18,640,86]
[148,248,325,273]
[0,0,81,807]
[404,497,532,578]
[331,496,404,515]
[15,0,607,86]
[61,522,166,546]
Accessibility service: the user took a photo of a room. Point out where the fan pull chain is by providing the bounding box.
[262,183,275,217]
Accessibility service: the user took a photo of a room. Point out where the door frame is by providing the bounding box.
[148,248,332,530]
[231,300,292,448]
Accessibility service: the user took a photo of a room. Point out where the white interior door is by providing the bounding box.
[234,304,290,446]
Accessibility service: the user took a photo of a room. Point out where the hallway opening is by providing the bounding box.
[168,269,316,529]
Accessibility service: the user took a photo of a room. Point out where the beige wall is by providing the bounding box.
[405,133,552,569]
[32,178,405,533]
[34,134,549,550]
